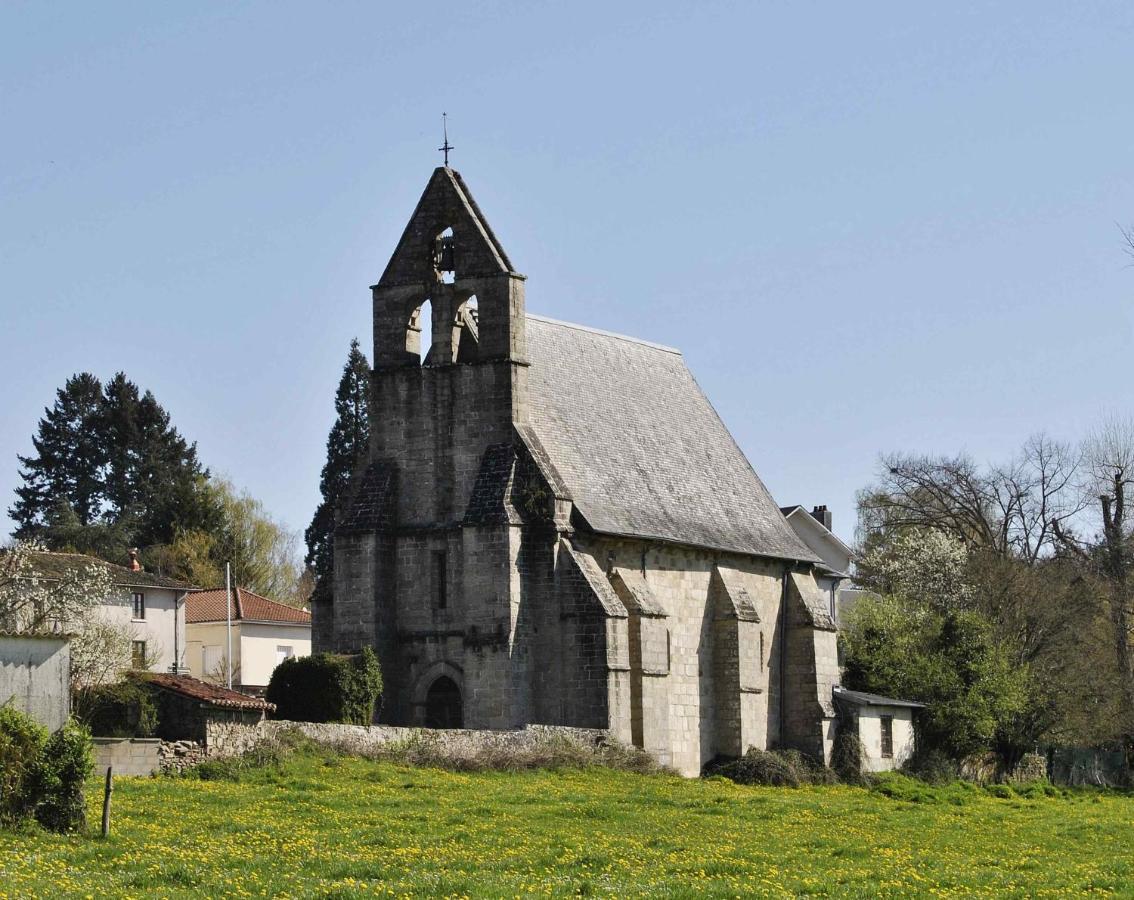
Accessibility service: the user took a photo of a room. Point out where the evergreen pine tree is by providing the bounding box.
[11,374,108,540]
[305,339,371,606]
[101,373,219,547]
[10,372,220,560]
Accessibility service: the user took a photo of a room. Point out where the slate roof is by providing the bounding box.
[187,587,310,625]
[833,687,926,709]
[524,315,819,562]
[336,462,396,534]
[143,673,275,710]
[18,551,194,590]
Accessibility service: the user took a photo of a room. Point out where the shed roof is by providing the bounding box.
[187,587,310,625]
[524,315,818,562]
[142,673,275,711]
[833,686,926,709]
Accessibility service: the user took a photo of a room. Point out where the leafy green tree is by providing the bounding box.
[151,478,306,605]
[841,593,1028,760]
[305,340,371,607]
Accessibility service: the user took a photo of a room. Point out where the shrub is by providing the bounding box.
[830,719,867,785]
[370,733,661,775]
[266,647,383,725]
[0,708,92,833]
[708,748,836,788]
[186,743,288,782]
[903,748,959,785]
[871,771,943,803]
[32,722,93,832]
[0,705,48,825]
[76,679,157,737]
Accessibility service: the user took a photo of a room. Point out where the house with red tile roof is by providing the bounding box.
[184,587,310,692]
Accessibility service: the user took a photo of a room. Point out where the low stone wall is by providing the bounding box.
[205,719,609,761]
[91,737,161,777]
[158,740,206,774]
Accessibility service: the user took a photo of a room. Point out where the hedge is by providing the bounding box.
[0,705,47,825]
[265,647,383,725]
[0,705,93,833]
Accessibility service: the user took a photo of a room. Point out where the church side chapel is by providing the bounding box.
[317,165,840,775]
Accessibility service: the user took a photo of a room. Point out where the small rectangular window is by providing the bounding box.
[434,551,447,609]
[276,645,294,666]
[131,640,147,670]
[759,631,765,673]
[880,715,894,759]
[132,592,145,620]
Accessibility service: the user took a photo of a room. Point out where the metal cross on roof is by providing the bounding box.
[438,112,454,167]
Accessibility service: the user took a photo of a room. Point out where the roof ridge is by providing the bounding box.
[526,313,682,355]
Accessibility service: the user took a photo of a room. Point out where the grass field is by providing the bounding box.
[0,750,1131,898]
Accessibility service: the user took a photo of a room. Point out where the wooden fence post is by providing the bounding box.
[100,766,113,838]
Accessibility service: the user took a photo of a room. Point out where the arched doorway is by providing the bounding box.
[425,675,463,728]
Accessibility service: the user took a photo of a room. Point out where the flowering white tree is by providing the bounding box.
[1,542,153,706]
[0,542,111,633]
[858,529,974,613]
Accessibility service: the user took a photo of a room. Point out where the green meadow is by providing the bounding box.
[1,750,1131,898]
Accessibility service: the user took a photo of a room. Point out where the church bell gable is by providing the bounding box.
[372,167,526,370]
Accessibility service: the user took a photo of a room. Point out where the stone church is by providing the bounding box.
[314,166,839,775]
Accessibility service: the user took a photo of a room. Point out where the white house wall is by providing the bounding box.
[185,621,236,683]
[858,707,916,772]
[94,586,185,676]
[239,622,311,688]
[185,620,311,689]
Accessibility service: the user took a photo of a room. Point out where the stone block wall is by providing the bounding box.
[204,719,610,762]
[92,737,160,777]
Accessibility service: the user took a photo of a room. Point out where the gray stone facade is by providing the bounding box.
[321,166,840,775]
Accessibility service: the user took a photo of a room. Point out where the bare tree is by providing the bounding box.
[858,435,1086,562]
[1063,417,1134,768]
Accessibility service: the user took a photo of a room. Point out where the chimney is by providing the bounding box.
[810,505,832,531]
[128,548,142,572]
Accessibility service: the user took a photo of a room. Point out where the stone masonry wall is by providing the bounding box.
[205,719,609,761]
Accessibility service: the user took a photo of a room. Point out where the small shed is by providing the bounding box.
[141,673,274,743]
[833,686,924,772]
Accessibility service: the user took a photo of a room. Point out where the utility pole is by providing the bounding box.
[225,562,233,690]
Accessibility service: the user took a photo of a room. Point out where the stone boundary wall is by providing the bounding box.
[205,720,609,760]
[158,740,206,774]
[91,737,161,777]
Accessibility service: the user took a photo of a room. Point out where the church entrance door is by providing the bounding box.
[425,675,464,728]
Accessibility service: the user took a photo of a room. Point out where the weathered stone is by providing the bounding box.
[321,166,840,776]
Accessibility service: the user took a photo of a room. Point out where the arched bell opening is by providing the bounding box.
[406,298,434,366]
[433,226,456,285]
[452,295,479,363]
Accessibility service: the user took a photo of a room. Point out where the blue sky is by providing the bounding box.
[3,2,1133,547]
